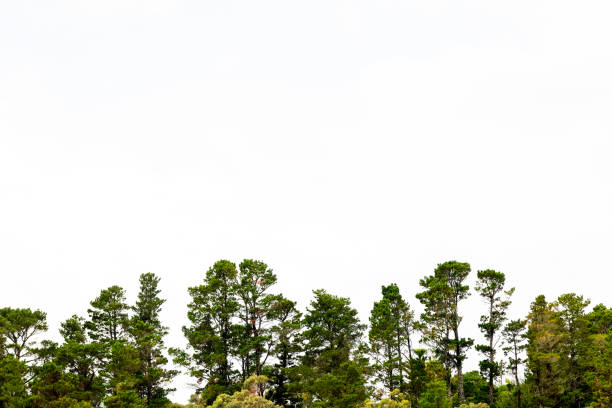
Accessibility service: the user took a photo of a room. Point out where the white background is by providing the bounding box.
[1,1,611,403]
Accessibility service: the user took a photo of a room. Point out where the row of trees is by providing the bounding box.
[1,273,176,407]
[1,259,610,407]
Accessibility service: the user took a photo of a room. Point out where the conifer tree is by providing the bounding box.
[235,259,278,380]
[417,261,473,403]
[368,284,416,396]
[474,269,513,405]
[171,260,241,404]
[299,289,368,407]
[266,296,302,407]
[0,307,47,362]
[525,295,564,408]
[554,293,591,407]
[131,272,177,407]
[85,286,129,344]
[502,319,527,408]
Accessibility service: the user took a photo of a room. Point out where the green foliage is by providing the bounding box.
[474,269,513,406]
[0,307,47,361]
[585,304,612,407]
[525,295,564,408]
[172,260,242,403]
[417,380,451,408]
[29,315,106,406]
[360,389,411,407]
[501,319,527,408]
[131,272,177,407]
[417,260,473,403]
[265,296,302,407]
[0,356,29,408]
[85,286,129,343]
[459,371,488,404]
[299,290,368,407]
[236,260,278,380]
[1,258,611,408]
[368,284,416,396]
[207,375,280,407]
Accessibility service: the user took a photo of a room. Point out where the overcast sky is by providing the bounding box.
[1,0,611,403]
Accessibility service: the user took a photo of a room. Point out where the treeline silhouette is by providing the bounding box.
[1,259,610,408]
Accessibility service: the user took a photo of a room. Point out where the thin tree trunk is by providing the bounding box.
[488,299,494,405]
[396,329,404,392]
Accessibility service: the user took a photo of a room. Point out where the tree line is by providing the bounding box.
[1,259,610,408]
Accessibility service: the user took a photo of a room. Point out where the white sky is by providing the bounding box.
[1,0,611,403]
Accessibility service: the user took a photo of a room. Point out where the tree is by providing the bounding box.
[501,319,526,408]
[368,284,416,398]
[235,259,278,380]
[0,356,29,407]
[85,286,129,344]
[408,349,428,405]
[585,304,612,408]
[525,295,564,408]
[208,376,280,408]
[103,341,144,408]
[460,371,488,405]
[172,260,241,404]
[417,261,473,403]
[360,389,411,407]
[554,293,591,408]
[265,296,302,407]
[474,269,513,406]
[299,289,368,407]
[29,315,106,407]
[130,272,177,407]
[0,308,47,362]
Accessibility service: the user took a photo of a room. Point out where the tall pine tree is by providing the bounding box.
[130,272,177,407]
[474,269,513,405]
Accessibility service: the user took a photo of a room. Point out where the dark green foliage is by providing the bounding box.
[29,315,106,406]
[525,295,564,408]
[0,308,47,362]
[368,284,416,397]
[130,273,177,407]
[585,304,612,407]
[299,289,367,407]
[265,296,302,407]
[474,269,513,406]
[1,258,611,408]
[85,286,129,343]
[171,260,241,403]
[235,259,278,379]
[459,371,489,404]
[0,356,28,408]
[417,260,473,403]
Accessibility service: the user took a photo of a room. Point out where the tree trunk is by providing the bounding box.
[488,299,494,406]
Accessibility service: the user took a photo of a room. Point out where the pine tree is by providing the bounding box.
[0,307,48,362]
[368,284,416,397]
[85,286,129,344]
[502,319,527,408]
[30,315,106,406]
[525,295,564,408]
[299,289,368,407]
[130,272,177,407]
[171,260,241,404]
[266,296,302,407]
[554,293,591,407]
[474,269,513,406]
[235,259,278,380]
[417,261,473,403]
